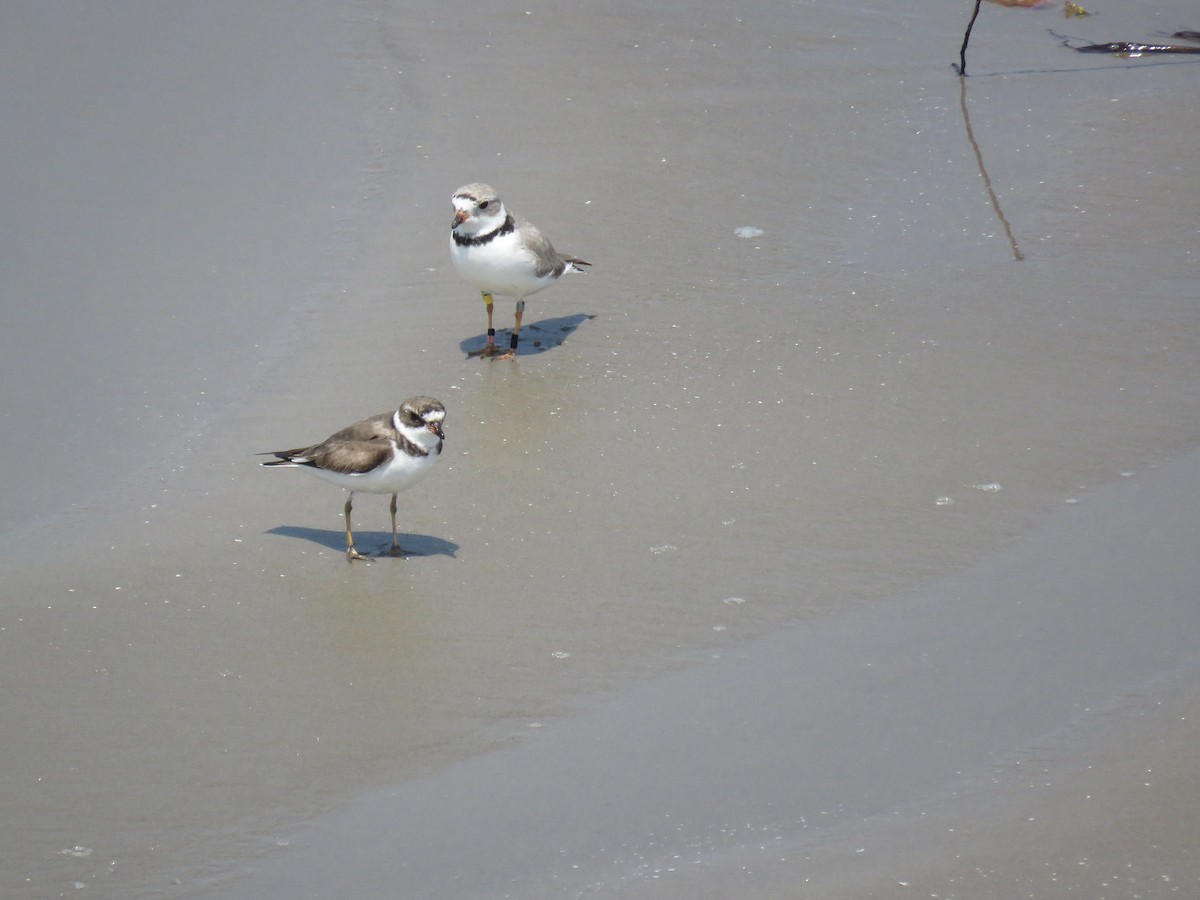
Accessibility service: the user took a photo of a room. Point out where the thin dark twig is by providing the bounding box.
[958,0,984,76]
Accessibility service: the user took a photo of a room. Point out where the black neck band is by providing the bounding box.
[453,214,515,247]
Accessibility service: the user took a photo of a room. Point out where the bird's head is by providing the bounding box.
[398,397,446,452]
[451,183,505,234]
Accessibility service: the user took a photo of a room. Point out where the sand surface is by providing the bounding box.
[2,1,1198,898]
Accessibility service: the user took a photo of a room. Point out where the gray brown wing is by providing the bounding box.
[322,412,394,445]
[304,413,394,474]
[515,215,570,278]
[266,413,395,472]
[308,439,394,475]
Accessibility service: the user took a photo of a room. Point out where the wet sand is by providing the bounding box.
[207,447,1200,898]
[2,1,1199,898]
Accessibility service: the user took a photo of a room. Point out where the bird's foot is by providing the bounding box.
[468,343,502,359]
[346,547,370,562]
[388,545,405,558]
[490,349,516,361]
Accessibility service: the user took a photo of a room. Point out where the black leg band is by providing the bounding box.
[487,328,496,337]
[509,333,519,351]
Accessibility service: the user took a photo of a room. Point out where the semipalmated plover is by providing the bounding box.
[261,396,446,561]
[450,182,590,360]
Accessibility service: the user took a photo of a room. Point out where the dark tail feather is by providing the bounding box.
[258,449,309,467]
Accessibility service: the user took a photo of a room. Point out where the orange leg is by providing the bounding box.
[495,298,524,361]
[480,292,499,356]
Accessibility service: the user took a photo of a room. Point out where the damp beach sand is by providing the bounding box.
[2,1,1198,897]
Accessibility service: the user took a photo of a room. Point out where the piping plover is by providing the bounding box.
[261,396,446,561]
[450,182,590,360]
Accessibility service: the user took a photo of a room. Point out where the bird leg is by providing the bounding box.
[388,493,403,556]
[474,292,500,357]
[494,298,524,361]
[344,493,367,561]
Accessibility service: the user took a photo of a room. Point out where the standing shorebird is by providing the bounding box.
[450,182,590,360]
[261,396,446,561]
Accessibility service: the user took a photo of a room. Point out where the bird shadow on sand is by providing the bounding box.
[267,525,459,559]
[460,313,595,359]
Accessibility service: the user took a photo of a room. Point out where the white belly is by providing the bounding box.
[311,443,439,495]
[450,231,557,299]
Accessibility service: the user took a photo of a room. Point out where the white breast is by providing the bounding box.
[450,230,557,298]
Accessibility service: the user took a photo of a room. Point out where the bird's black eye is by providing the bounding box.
[479,200,490,209]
